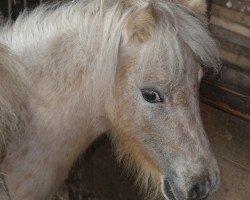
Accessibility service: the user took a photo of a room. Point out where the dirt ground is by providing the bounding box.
[54,103,250,200]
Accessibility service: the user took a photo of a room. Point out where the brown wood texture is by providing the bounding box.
[213,0,250,14]
[205,62,250,96]
[211,24,250,50]
[207,0,250,120]
[211,4,250,28]
[200,80,250,121]
[211,15,250,37]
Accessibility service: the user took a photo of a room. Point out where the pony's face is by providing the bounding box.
[105,3,219,200]
[108,48,219,200]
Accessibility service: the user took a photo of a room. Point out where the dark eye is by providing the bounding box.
[141,88,163,103]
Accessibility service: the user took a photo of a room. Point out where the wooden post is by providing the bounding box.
[207,0,212,20]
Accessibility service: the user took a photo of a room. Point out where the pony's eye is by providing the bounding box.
[141,88,163,103]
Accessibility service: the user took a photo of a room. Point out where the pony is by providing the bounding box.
[0,0,220,199]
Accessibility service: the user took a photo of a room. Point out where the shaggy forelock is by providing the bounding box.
[138,1,220,79]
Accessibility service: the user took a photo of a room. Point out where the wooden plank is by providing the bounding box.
[200,80,250,121]
[219,64,250,96]
[204,61,250,96]
[219,39,250,58]
[207,0,213,19]
[214,0,250,14]
[210,25,250,50]
[211,4,250,28]
[211,15,250,37]
[219,49,250,70]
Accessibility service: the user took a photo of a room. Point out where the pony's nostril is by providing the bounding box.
[189,180,210,200]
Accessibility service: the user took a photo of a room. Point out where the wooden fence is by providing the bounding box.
[200,0,250,121]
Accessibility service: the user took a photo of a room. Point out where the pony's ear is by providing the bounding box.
[125,4,156,43]
[178,0,207,15]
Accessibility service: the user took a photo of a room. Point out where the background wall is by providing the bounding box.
[201,0,250,121]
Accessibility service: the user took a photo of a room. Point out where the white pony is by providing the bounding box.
[0,0,220,199]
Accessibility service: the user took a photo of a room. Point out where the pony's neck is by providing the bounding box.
[0,3,113,198]
[0,0,108,111]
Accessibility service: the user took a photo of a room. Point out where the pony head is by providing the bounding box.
[102,0,220,199]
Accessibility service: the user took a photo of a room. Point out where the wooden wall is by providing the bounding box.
[200,0,250,121]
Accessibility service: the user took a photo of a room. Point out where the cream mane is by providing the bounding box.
[0,0,219,98]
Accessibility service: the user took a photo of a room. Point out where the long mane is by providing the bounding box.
[0,0,219,95]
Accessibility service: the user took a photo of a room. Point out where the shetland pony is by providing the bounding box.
[0,0,220,199]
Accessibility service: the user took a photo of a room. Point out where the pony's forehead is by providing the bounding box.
[135,42,198,85]
[123,0,220,72]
